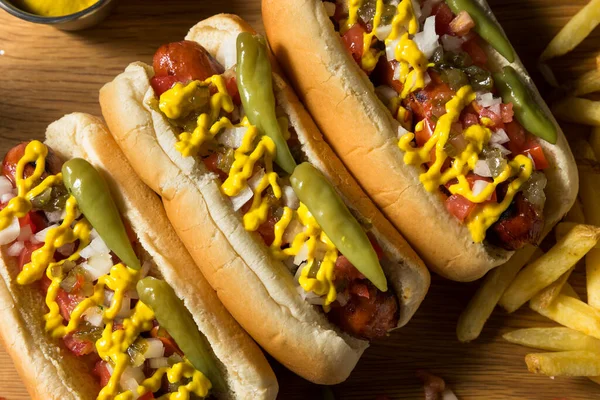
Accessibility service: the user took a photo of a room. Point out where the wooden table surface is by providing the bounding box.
[0,1,598,399]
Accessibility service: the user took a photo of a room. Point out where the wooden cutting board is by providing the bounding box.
[0,0,598,399]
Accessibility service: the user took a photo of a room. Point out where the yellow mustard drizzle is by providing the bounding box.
[397,85,534,242]
[342,0,364,33]
[3,142,210,399]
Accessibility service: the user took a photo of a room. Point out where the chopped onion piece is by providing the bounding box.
[491,142,512,156]
[306,295,325,306]
[121,377,141,400]
[375,85,398,101]
[336,291,349,307]
[294,263,305,283]
[57,242,76,257]
[217,126,247,149]
[322,1,336,17]
[143,338,165,359]
[140,260,152,279]
[116,295,132,318]
[104,290,115,307]
[375,24,393,41]
[283,218,305,244]
[398,124,410,138]
[0,176,12,196]
[149,357,169,369]
[0,217,21,245]
[441,34,463,53]
[411,0,422,23]
[293,243,309,268]
[230,185,253,212]
[386,39,400,62]
[17,225,33,242]
[248,168,265,191]
[1,193,15,204]
[90,228,100,240]
[126,290,139,300]
[413,16,439,59]
[393,62,401,81]
[282,186,299,210]
[81,253,113,281]
[490,128,509,144]
[472,180,491,199]
[476,92,502,108]
[7,241,24,257]
[83,306,104,327]
[45,210,63,224]
[474,160,492,177]
[33,224,58,243]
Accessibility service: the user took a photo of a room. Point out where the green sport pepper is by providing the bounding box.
[446,0,515,63]
[290,162,388,292]
[136,277,226,392]
[236,32,297,174]
[61,158,140,270]
[494,66,557,144]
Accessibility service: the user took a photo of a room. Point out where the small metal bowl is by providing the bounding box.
[0,0,116,31]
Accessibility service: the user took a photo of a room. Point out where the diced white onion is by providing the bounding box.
[90,228,100,240]
[149,357,170,369]
[423,71,432,86]
[411,0,422,23]
[442,389,459,400]
[527,152,536,169]
[398,124,410,139]
[323,1,336,17]
[472,180,491,198]
[17,224,33,242]
[336,291,350,307]
[305,294,325,306]
[44,210,63,223]
[57,242,76,257]
[104,290,115,307]
[490,103,501,116]
[230,184,253,212]
[140,260,152,279]
[0,217,21,245]
[293,243,309,268]
[282,186,299,210]
[106,362,114,375]
[491,142,512,156]
[375,24,393,41]
[386,38,400,61]
[474,160,492,177]
[0,193,15,204]
[441,34,463,53]
[116,295,132,318]
[294,263,305,283]
[490,128,509,145]
[476,92,502,108]
[7,241,24,257]
[0,176,12,196]
[393,62,402,81]
[248,168,265,191]
[83,306,104,327]
[217,126,247,149]
[413,16,439,59]
[121,377,141,400]
[80,236,110,259]
[33,224,58,243]
[283,218,305,244]
[143,338,165,359]
[81,253,113,281]
[126,290,139,300]
[375,85,398,101]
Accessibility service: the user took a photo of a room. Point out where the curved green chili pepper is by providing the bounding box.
[236,32,297,174]
[136,277,226,392]
[61,158,140,270]
[290,163,387,292]
[446,0,515,63]
[494,66,557,144]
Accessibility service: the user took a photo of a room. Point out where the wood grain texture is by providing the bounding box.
[0,0,598,399]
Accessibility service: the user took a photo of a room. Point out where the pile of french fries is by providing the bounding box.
[457,0,600,382]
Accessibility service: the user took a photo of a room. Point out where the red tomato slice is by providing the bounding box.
[462,37,488,66]
[56,289,82,321]
[445,194,476,222]
[342,23,366,63]
[18,242,43,270]
[334,255,366,281]
[150,75,180,97]
[500,103,514,123]
[373,58,403,94]
[256,215,278,246]
[138,393,155,400]
[63,332,95,356]
[415,118,435,147]
[225,76,241,106]
[523,142,549,170]
[504,120,527,154]
[202,153,229,182]
[93,360,112,388]
[465,174,497,202]
[432,3,454,36]
[350,282,370,299]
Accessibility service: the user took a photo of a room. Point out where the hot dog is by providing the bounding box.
[99,14,430,384]
[0,113,277,399]
[261,0,579,281]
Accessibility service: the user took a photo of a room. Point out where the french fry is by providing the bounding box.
[530,294,600,340]
[578,162,600,227]
[540,0,600,61]
[500,225,600,312]
[552,97,600,126]
[587,248,600,309]
[526,351,600,376]
[565,199,586,224]
[503,327,600,352]
[456,245,538,342]
[561,282,581,300]
[590,127,600,161]
[568,68,600,97]
[531,267,574,309]
[571,139,598,162]
[554,222,600,247]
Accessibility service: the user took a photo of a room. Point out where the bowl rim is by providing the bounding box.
[0,0,110,24]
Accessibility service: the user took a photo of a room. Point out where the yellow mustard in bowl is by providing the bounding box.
[11,0,97,17]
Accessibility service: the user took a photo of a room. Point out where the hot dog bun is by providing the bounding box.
[99,14,430,384]
[0,113,278,399]
[261,0,578,281]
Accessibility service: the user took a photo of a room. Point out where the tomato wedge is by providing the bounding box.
[342,23,366,63]
[523,142,549,170]
[445,194,476,222]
